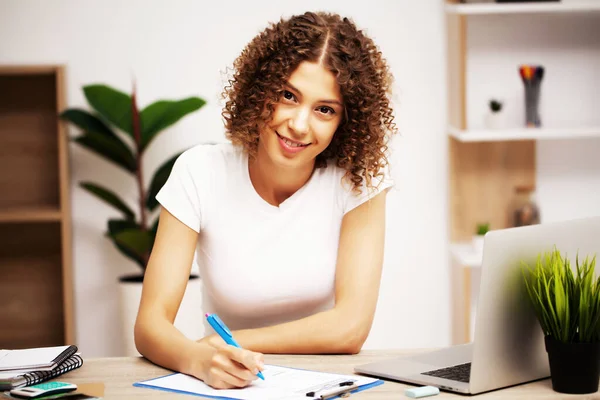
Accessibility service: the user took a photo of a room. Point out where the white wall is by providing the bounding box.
[0,0,450,356]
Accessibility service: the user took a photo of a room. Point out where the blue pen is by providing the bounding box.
[205,313,265,380]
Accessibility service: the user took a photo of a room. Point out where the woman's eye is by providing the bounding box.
[318,106,335,115]
[283,90,295,101]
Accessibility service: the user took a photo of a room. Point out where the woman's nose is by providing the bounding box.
[288,107,310,136]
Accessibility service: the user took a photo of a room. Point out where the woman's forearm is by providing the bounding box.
[232,307,370,355]
[134,315,204,376]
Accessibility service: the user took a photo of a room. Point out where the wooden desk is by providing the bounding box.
[60,350,598,399]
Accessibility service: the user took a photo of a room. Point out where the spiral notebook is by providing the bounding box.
[0,345,77,373]
[0,354,83,390]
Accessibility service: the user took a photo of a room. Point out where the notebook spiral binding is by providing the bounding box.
[22,354,83,387]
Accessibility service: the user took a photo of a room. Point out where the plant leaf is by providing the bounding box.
[59,108,117,137]
[80,182,135,220]
[83,84,133,137]
[106,219,146,268]
[73,131,137,172]
[111,228,153,269]
[149,216,160,251]
[145,151,183,211]
[140,97,206,151]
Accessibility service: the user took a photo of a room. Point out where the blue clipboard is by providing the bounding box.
[133,365,384,400]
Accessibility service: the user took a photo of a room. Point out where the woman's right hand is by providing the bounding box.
[190,336,265,389]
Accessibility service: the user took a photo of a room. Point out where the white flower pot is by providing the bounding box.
[118,275,204,356]
[472,235,485,254]
[484,112,504,130]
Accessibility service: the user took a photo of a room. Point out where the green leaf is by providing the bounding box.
[149,216,160,251]
[150,217,159,236]
[106,220,146,269]
[145,151,183,211]
[80,182,135,220]
[140,97,205,151]
[83,84,133,136]
[73,131,137,172]
[59,108,116,137]
[111,228,153,269]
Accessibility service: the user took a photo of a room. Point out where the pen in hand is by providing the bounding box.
[205,313,265,380]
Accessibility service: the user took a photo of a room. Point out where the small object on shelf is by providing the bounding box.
[518,65,544,127]
[472,222,490,253]
[510,185,540,227]
[484,99,504,129]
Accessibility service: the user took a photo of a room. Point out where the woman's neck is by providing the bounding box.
[248,150,314,207]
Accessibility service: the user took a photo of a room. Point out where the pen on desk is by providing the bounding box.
[305,381,356,398]
[204,313,265,380]
[308,382,358,399]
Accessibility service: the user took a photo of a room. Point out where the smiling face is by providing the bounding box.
[257,61,344,171]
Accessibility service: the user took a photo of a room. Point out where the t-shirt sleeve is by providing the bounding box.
[155,147,207,233]
[343,164,394,214]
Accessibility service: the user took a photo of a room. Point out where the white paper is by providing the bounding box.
[137,364,380,400]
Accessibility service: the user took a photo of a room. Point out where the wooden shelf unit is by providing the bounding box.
[449,125,600,143]
[446,2,537,345]
[446,1,600,15]
[446,1,600,345]
[0,65,74,349]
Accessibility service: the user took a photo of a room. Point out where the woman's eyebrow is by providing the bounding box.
[285,83,343,107]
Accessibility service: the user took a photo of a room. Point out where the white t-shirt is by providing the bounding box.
[156,143,393,334]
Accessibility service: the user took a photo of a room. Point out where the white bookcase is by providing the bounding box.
[445,1,600,344]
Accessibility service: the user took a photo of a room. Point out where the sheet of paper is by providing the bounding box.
[136,364,381,400]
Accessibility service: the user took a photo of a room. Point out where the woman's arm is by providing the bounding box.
[227,189,389,354]
[135,208,263,388]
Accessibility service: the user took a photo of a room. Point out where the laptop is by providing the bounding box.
[355,216,600,395]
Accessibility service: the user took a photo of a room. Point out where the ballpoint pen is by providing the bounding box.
[205,313,265,380]
[306,381,358,399]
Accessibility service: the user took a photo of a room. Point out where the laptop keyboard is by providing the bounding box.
[422,362,471,383]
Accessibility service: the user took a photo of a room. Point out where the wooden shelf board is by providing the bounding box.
[450,242,482,268]
[449,125,600,142]
[0,65,59,75]
[445,1,600,15]
[0,207,62,222]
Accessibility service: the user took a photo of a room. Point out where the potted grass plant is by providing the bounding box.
[472,222,490,254]
[521,247,600,394]
[60,83,206,355]
[484,99,504,129]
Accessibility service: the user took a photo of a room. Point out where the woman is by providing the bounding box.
[134,10,397,390]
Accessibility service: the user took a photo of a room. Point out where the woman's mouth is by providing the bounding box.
[276,131,310,154]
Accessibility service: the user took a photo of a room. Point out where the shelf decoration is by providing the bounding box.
[472,222,490,254]
[484,99,504,129]
[519,64,544,127]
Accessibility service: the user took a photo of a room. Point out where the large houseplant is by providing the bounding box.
[521,247,600,394]
[60,83,206,354]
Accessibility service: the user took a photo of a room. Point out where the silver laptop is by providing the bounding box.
[355,216,600,395]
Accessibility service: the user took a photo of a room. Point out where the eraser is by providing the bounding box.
[405,385,440,398]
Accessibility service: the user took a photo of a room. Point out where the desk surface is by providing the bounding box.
[62,350,599,399]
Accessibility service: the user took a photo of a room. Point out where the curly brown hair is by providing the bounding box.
[222,11,397,193]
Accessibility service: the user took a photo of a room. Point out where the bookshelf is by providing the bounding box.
[446,1,600,15]
[449,125,600,142]
[445,2,600,344]
[0,65,74,349]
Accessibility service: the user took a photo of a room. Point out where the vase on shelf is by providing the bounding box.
[518,65,544,128]
[510,185,540,227]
